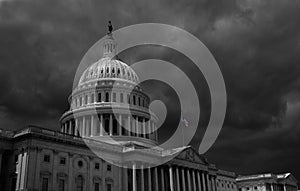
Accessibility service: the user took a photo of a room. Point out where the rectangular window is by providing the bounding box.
[107,184,112,191]
[95,183,100,191]
[127,94,130,104]
[59,157,66,165]
[120,93,123,103]
[95,162,100,170]
[105,92,109,102]
[107,165,111,171]
[58,179,65,191]
[85,95,88,104]
[42,178,48,191]
[113,93,116,102]
[91,94,94,103]
[43,155,50,163]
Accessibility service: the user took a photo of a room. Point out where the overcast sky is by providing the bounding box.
[0,0,300,182]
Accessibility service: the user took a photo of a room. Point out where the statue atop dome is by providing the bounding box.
[108,21,113,34]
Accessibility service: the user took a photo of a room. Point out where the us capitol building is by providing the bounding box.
[0,26,276,191]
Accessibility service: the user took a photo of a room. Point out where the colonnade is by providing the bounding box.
[61,114,158,141]
[123,163,217,191]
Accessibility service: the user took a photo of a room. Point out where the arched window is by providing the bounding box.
[98,93,101,102]
[138,97,141,106]
[76,175,84,191]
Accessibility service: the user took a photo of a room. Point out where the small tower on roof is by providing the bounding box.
[103,21,117,58]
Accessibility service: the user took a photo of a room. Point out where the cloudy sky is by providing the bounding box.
[1,0,300,182]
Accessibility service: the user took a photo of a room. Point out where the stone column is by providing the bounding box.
[206,174,211,191]
[69,121,72,134]
[142,118,146,138]
[119,114,122,136]
[91,115,94,136]
[187,169,192,191]
[202,172,207,191]
[175,166,180,191]
[154,167,159,191]
[148,166,152,191]
[123,165,128,191]
[100,115,103,136]
[160,167,165,191]
[128,115,131,136]
[75,118,79,136]
[133,163,137,191]
[181,168,186,191]
[197,171,202,191]
[109,114,113,136]
[82,116,86,137]
[284,184,287,191]
[271,184,274,191]
[135,116,139,136]
[192,170,197,191]
[147,120,151,139]
[152,122,155,140]
[169,166,174,191]
[34,149,41,189]
[141,164,145,191]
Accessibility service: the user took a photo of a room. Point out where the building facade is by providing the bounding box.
[236,173,298,191]
[0,28,238,191]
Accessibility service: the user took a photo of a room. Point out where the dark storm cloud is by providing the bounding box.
[0,0,300,182]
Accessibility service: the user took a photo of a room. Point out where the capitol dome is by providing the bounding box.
[78,57,139,86]
[78,33,139,86]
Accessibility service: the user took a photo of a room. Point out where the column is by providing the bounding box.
[181,168,186,191]
[82,116,86,137]
[123,165,128,191]
[109,114,113,136]
[69,121,72,134]
[135,116,139,136]
[152,122,155,140]
[206,174,211,191]
[192,170,197,191]
[271,184,274,191]
[133,163,137,191]
[148,166,152,191]
[91,115,94,136]
[161,167,165,191]
[141,164,145,191]
[142,118,146,138]
[147,120,151,139]
[127,115,131,136]
[284,184,287,191]
[154,167,159,191]
[197,171,202,191]
[202,172,207,191]
[187,169,192,191]
[176,167,180,191]
[119,114,122,136]
[169,166,174,191]
[100,115,103,136]
[75,118,79,136]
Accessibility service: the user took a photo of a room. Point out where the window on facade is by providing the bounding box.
[107,184,112,191]
[85,95,88,104]
[43,155,50,163]
[42,178,48,191]
[107,165,111,171]
[127,94,130,104]
[76,176,84,191]
[113,119,118,135]
[78,160,83,167]
[58,179,65,191]
[120,93,123,103]
[95,182,100,191]
[104,119,109,134]
[98,93,102,102]
[138,97,141,106]
[95,162,100,170]
[113,93,116,102]
[59,157,66,165]
[105,92,109,102]
[80,97,82,106]
[133,95,136,105]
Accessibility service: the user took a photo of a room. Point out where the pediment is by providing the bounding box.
[279,174,298,185]
[175,146,208,164]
